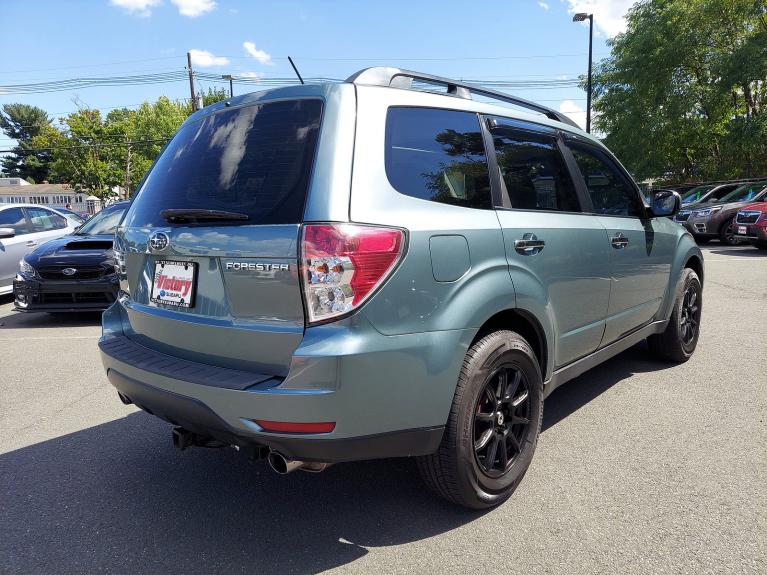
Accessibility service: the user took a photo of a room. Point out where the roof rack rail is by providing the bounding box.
[345,67,580,129]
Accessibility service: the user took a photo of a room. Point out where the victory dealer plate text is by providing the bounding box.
[151,260,197,308]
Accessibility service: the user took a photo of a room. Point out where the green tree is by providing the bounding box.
[31,97,190,198]
[200,87,229,107]
[0,104,52,182]
[591,0,767,182]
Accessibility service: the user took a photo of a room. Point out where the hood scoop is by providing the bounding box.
[65,240,113,250]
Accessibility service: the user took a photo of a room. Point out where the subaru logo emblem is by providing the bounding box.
[62,268,77,276]
[149,232,170,252]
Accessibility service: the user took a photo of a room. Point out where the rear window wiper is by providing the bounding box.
[160,209,250,223]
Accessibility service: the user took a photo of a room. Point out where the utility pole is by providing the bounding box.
[123,136,132,199]
[187,52,198,112]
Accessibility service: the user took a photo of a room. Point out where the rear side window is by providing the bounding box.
[0,207,29,235]
[26,207,68,231]
[490,127,581,212]
[385,107,492,209]
[125,99,323,227]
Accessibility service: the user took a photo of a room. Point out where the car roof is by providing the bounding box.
[0,203,65,210]
[187,69,598,146]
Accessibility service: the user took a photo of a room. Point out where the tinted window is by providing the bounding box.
[718,182,767,203]
[491,127,580,212]
[125,99,323,227]
[0,208,29,235]
[568,143,642,216]
[76,204,127,236]
[385,107,492,209]
[26,207,68,231]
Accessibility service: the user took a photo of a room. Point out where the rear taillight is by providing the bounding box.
[301,223,405,324]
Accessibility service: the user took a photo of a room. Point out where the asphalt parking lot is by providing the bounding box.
[1,244,765,575]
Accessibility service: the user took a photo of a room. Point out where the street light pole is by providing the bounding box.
[573,12,594,133]
[222,74,234,98]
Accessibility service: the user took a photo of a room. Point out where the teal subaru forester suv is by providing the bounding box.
[100,67,703,509]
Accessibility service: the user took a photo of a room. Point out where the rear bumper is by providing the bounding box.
[14,275,118,312]
[105,368,443,462]
[99,302,470,462]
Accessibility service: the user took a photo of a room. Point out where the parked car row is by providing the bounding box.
[672,180,767,246]
[0,202,128,307]
[14,201,130,312]
[0,204,80,295]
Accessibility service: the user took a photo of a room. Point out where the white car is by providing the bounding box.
[0,204,79,295]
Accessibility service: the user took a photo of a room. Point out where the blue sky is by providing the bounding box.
[0,0,634,149]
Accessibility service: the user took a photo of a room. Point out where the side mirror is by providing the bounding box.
[650,189,681,217]
[0,227,15,239]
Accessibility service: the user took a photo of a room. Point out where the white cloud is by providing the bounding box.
[171,0,216,17]
[238,72,265,81]
[559,99,587,130]
[189,49,229,67]
[538,2,549,10]
[109,0,161,17]
[565,0,634,37]
[243,42,273,65]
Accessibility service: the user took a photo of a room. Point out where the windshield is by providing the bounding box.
[76,204,127,235]
[718,182,767,203]
[125,98,323,228]
[53,208,85,223]
[681,185,714,205]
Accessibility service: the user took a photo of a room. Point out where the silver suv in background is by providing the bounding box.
[99,68,703,509]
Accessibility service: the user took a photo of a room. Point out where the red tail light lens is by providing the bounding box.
[254,420,336,434]
[301,223,405,324]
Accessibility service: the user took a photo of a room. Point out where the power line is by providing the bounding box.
[0,138,171,154]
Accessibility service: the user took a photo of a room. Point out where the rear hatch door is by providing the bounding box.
[117,98,323,376]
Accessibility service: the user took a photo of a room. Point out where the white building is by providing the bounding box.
[0,180,117,214]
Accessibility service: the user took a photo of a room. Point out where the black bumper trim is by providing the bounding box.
[106,369,444,463]
[99,335,276,391]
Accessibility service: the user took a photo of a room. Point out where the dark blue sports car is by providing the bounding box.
[14,201,130,312]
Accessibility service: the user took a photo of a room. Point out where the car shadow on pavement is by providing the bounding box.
[0,413,484,575]
[704,246,766,257]
[0,343,674,575]
[0,308,102,329]
[541,343,674,432]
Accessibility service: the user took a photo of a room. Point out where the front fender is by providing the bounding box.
[657,231,703,322]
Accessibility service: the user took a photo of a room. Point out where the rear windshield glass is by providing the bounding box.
[125,99,323,227]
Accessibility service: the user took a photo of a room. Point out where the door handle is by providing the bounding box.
[514,233,545,255]
[611,233,629,249]
[26,241,37,247]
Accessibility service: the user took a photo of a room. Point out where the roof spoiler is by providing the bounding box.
[345,66,580,129]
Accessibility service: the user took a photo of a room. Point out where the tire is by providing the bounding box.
[755,241,767,251]
[648,268,702,363]
[416,330,543,509]
[718,217,740,245]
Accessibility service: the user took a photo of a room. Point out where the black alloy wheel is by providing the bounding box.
[679,283,700,349]
[473,366,531,478]
[417,330,543,509]
[720,218,740,245]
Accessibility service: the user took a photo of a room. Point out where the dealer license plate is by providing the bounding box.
[738,225,747,235]
[150,260,197,308]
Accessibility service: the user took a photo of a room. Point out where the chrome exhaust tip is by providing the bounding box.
[266,451,304,474]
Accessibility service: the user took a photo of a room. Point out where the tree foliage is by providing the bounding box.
[591,0,767,182]
[1,91,231,198]
[26,97,191,198]
[0,104,53,182]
